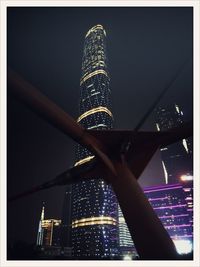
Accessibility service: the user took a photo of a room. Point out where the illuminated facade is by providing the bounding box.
[117,182,193,258]
[155,103,193,184]
[144,184,193,254]
[71,25,119,259]
[36,203,45,246]
[118,206,138,259]
[181,175,193,228]
[41,219,62,247]
[36,204,62,247]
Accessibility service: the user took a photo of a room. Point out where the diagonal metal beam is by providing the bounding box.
[134,59,190,132]
[8,158,98,202]
[120,59,190,154]
[8,67,117,176]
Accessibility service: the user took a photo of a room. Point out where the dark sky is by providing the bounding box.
[7,7,193,245]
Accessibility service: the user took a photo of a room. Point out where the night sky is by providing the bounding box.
[7,7,193,245]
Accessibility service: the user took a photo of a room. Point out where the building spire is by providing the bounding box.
[41,201,45,221]
[36,202,45,246]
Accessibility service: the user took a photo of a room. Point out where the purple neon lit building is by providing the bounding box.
[144,183,193,254]
[118,183,194,257]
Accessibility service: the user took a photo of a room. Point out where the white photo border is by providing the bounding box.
[1,1,199,267]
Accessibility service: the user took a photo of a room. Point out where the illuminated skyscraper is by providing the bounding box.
[36,204,62,247]
[71,25,119,259]
[118,206,138,259]
[118,181,194,258]
[36,203,45,246]
[144,184,193,255]
[180,175,193,229]
[41,219,61,247]
[155,103,193,184]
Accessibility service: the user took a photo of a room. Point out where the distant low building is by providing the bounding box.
[36,245,73,259]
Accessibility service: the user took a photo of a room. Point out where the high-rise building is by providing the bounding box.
[144,184,193,255]
[41,219,62,247]
[180,174,193,228]
[36,203,45,246]
[118,206,138,259]
[117,182,194,258]
[71,25,119,259]
[61,184,72,248]
[155,103,193,184]
[36,204,62,247]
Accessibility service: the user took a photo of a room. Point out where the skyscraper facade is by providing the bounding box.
[118,206,138,259]
[36,204,62,247]
[117,182,194,258]
[144,183,193,254]
[41,219,62,247]
[155,103,193,184]
[36,204,45,246]
[180,175,193,229]
[71,25,119,259]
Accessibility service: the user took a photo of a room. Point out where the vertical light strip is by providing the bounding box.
[50,220,53,246]
[182,139,189,153]
[156,123,160,131]
[162,160,168,184]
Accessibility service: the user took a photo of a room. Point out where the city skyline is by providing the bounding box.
[7,7,193,248]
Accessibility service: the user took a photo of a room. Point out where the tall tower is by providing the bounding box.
[155,103,193,184]
[36,203,62,247]
[71,25,119,259]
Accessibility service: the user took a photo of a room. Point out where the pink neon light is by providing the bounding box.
[159,214,189,219]
[187,209,193,211]
[144,186,182,193]
[165,224,191,229]
[149,197,168,201]
[144,183,181,191]
[153,204,187,210]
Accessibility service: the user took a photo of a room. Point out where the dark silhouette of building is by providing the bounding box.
[61,184,72,248]
[71,24,119,259]
[155,103,193,184]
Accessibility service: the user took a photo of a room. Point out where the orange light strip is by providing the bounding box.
[74,155,95,167]
[85,24,106,38]
[41,219,61,228]
[80,69,109,85]
[77,106,113,122]
[72,216,117,228]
